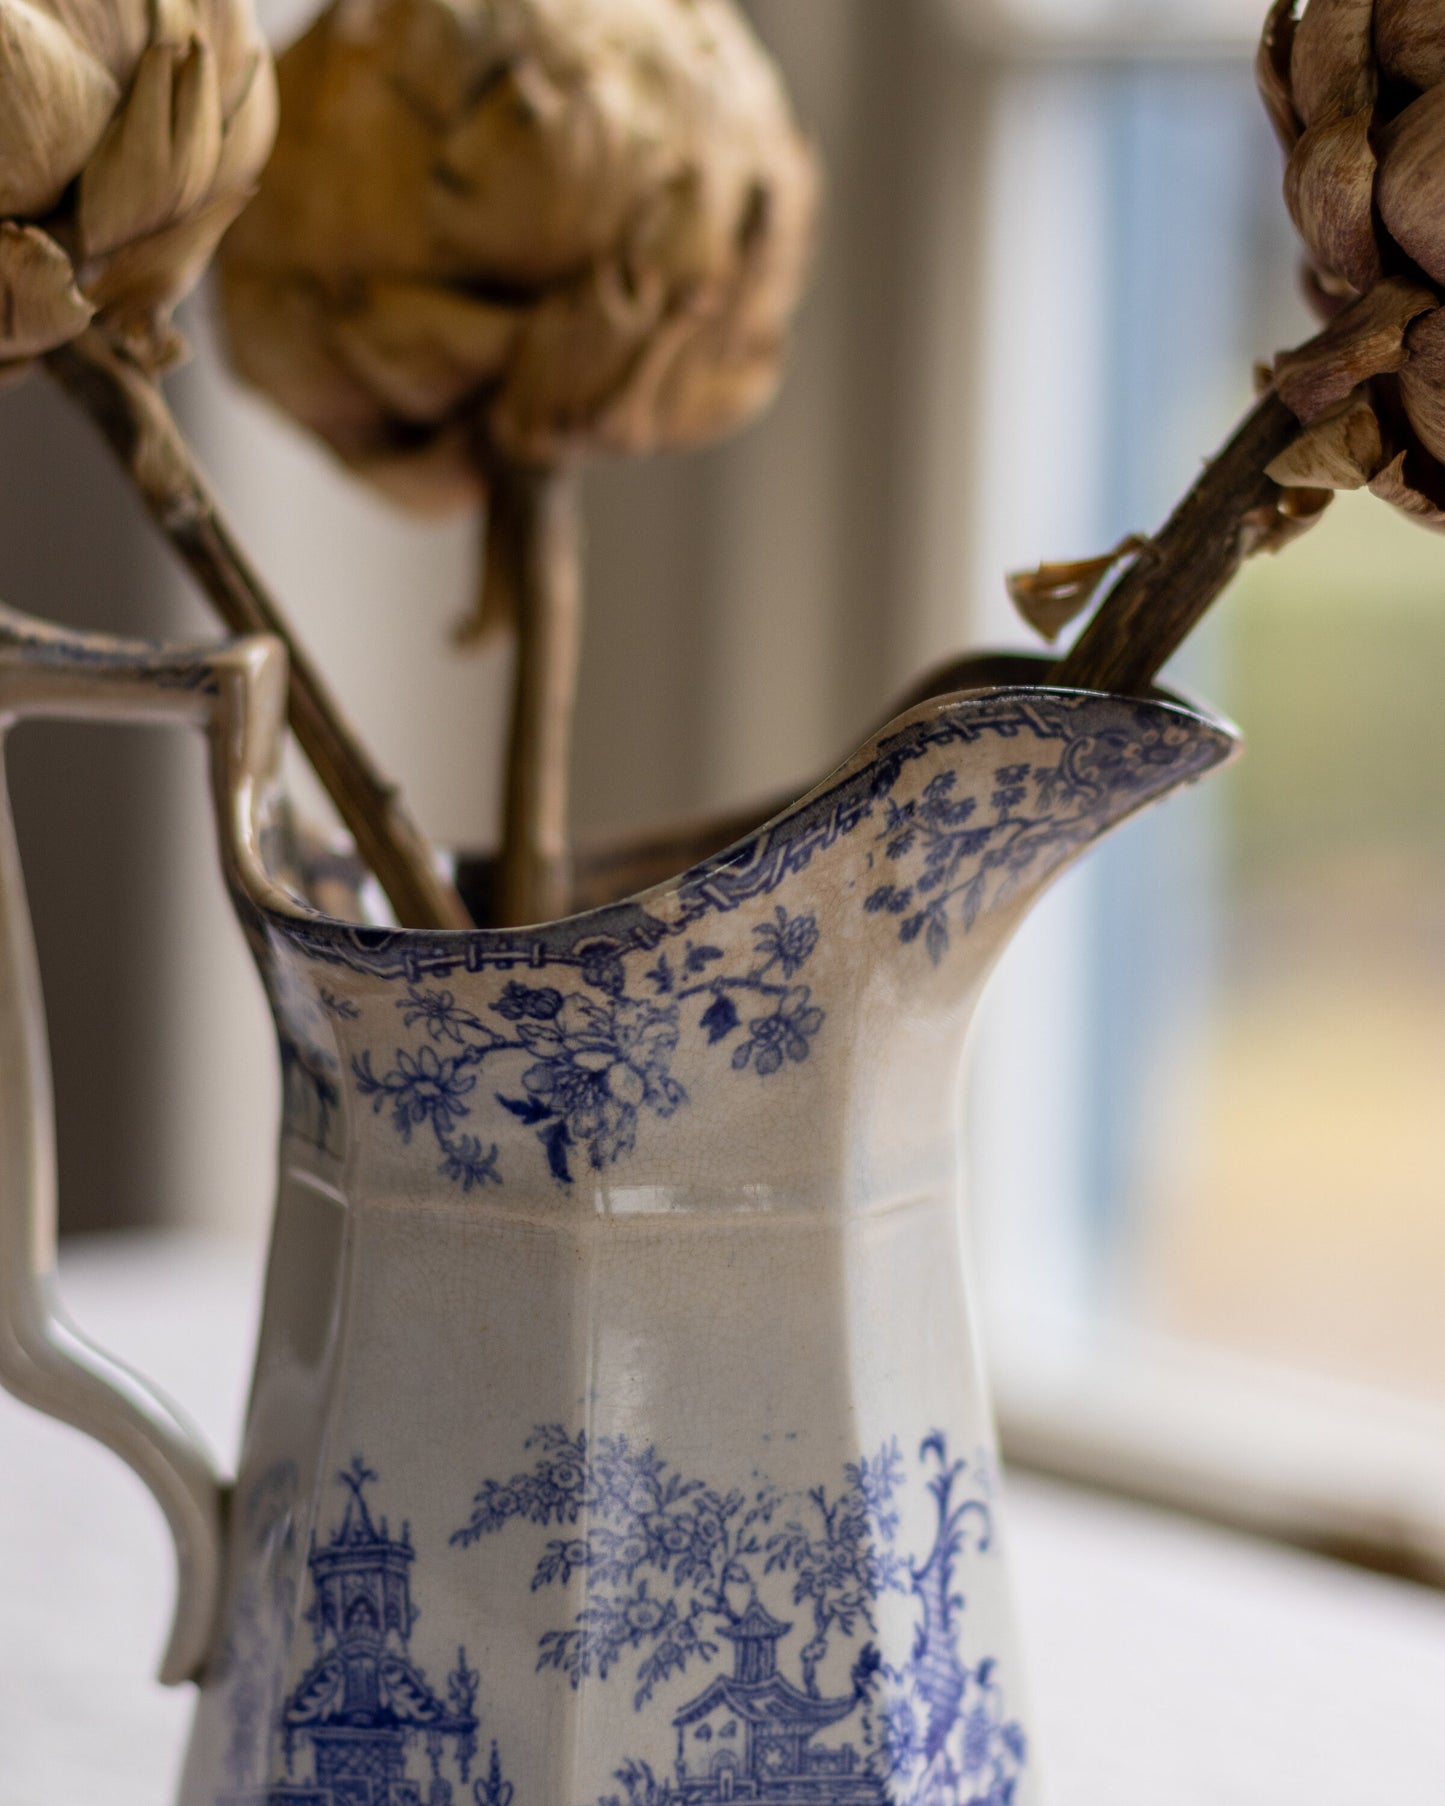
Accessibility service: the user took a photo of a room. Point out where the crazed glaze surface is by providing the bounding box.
[0,613,1234,1798]
[176,679,1234,1806]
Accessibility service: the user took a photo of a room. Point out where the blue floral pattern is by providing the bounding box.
[289,693,1232,1193]
[452,1429,1026,1806]
[864,715,1214,967]
[354,908,823,1190]
[663,906,826,1075]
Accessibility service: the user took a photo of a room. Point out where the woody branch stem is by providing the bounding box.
[44,324,471,932]
[1053,388,1304,694]
[492,461,582,929]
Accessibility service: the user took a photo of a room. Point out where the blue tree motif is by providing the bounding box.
[452,1430,1026,1806]
[676,906,826,1076]
[762,1442,907,1694]
[353,969,687,1188]
[863,768,1020,966]
[451,1426,778,1706]
[860,1435,1028,1806]
[442,1650,481,1785]
[731,985,826,1076]
[865,715,1214,968]
[403,985,492,1043]
[450,1427,906,1713]
[594,1758,671,1806]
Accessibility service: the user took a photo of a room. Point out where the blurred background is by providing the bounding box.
[4,0,1444,1531]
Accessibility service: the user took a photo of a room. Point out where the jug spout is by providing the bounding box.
[859,685,1234,963]
[810,676,1237,1192]
[245,669,1237,1215]
[183,661,1235,1806]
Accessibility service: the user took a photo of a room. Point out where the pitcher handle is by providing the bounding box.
[0,603,291,1684]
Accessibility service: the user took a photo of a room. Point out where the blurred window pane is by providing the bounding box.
[965,51,1445,1416]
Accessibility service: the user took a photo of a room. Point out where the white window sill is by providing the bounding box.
[993,1314,1445,1585]
[1,1234,1441,1804]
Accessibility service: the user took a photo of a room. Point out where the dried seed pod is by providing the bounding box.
[1261,0,1445,526]
[216,0,819,514]
[0,0,276,372]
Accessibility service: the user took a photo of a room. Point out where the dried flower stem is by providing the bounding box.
[491,461,583,927]
[1052,388,1305,694]
[45,324,471,932]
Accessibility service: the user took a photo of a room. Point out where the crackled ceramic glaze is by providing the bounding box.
[0,609,1236,1806]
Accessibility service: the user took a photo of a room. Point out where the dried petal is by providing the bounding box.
[0,219,94,357]
[1273,274,1436,421]
[1266,390,1385,488]
[1257,0,1301,153]
[219,0,818,505]
[643,312,785,449]
[489,259,668,461]
[1373,0,1445,89]
[432,58,639,283]
[82,190,240,330]
[211,47,277,200]
[329,282,518,421]
[1005,537,1148,642]
[0,0,274,372]
[77,37,223,258]
[1377,86,1445,287]
[45,0,151,86]
[1399,307,1445,464]
[1275,483,1335,538]
[353,427,485,515]
[1289,0,1375,127]
[1285,110,1382,291]
[224,15,443,281]
[220,268,388,457]
[0,0,119,214]
[1242,484,1334,554]
[1368,448,1445,528]
[190,0,266,112]
[1301,260,1358,320]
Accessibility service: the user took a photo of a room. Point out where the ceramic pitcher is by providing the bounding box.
[0,604,1236,1806]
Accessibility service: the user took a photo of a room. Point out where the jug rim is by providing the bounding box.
[249,654,1239,970]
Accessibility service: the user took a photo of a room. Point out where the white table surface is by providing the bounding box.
[2,1234,1442,1805]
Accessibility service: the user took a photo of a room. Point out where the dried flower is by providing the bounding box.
[1260,0,1445,524]
[1006,535,1149,642]
[0,0,277,373]
[216,0,819,512]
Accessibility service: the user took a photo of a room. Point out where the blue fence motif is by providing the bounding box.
[451,1429,1027,1806]
[269,691,1227,993]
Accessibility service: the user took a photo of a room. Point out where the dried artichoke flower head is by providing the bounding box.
[1260,0,1445,525]
[217,0,820,513]
[0,0,277,374]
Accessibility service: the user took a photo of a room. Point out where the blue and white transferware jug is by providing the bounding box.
[0,606,1236,1805]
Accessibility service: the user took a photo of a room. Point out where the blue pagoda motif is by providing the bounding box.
[671,1597,882,1804]
[239,1458,483,1806]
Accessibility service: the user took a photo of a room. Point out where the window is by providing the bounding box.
[946,6,1445,1546]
